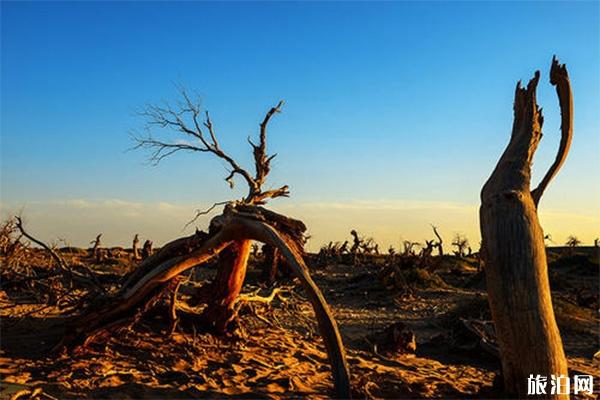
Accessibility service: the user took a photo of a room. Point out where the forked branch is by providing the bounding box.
[132,88,289,205]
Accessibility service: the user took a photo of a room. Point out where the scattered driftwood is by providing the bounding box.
[480,57,571,398]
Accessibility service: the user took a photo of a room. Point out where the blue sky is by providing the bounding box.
[1,1,598,249]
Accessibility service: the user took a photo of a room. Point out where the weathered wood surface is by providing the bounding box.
[480,57,571,399]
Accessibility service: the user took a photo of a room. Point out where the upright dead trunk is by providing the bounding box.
[480,57,571,399]
[431,225,444,256]
[132,234,140,260]
[260,244,280,285]
[200,240,251,332]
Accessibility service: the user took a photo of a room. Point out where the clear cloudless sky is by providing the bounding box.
[1,1,599,250]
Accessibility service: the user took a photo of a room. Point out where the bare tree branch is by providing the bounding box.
[183,200,230,230]
[132,89,287,205]
[531,56,573,206]
[15,216,105,292]
[15,216,68,271]
[251,100,284,189]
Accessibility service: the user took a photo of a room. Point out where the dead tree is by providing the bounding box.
[350,229,362,265]
[0,217,20,257]
[480,57,571,398]
[141,240,153,260]
[387,245,396,261]
[565,235,580,247]
[431,224,444,256]
[420,240,435,258]
[350,230,361,254]
[361,238,377,255]
[402,240,419,256]
[132,234,140,260]
[90,234,102,261]
[60,92,350,397]
[260,243,283,285]
[339,240,349,255]
[12,217,103,300]
[451,234,469,258]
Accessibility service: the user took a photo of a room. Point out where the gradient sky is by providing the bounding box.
[1,1,599,251]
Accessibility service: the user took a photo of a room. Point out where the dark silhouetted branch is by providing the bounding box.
[132,88,288,205]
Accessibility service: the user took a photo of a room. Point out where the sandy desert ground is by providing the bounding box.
[1,246,598,399]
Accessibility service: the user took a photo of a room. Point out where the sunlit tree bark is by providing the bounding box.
[480,57,571,399]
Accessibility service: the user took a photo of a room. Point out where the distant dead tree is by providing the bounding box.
[430,224,444,256]
[402,240,419,256]
[361,238,377,255]
[260,243,283,285]
[350,230,361,253]
[0,217,23,262]
[387,245,396,264]
[565,235,581,248]
[90,234,102,261]
[420,240,435,258]
[339,240,349,255]
[141,239,153,260]
[480,57,571,398]
[564,235,581,256]
[132,234,140,260]
[451,234,469,257]
[350,229,363,265]
[57,91,350,397]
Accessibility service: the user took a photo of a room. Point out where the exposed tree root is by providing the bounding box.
[54,205,351,398]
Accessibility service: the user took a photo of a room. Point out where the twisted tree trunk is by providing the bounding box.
[126,94,349,393]
[57,206,351,398]
[200,240,251,332]
[480,57,571,399]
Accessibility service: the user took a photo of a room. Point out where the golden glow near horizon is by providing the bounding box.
[1,199,597,252]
